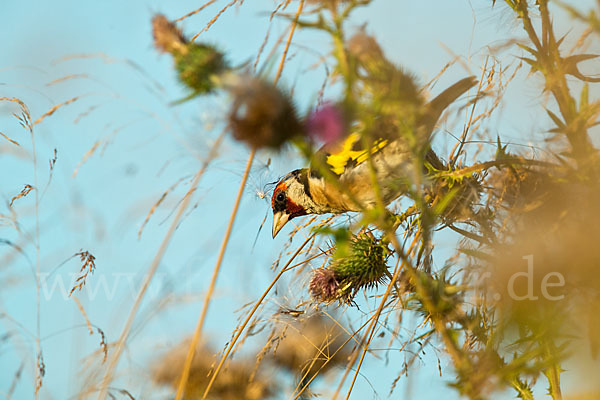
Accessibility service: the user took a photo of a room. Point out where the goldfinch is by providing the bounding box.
[271,76,477,238]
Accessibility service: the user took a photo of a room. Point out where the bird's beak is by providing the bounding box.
[272,211,290,238]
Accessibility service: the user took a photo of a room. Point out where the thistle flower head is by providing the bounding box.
[270,315,351,378]
[175,43,227,95]
[310,234,390,304]
[306,102,347,144]
[151,14,228,96]
[152,339,273,399]
[329,234,390,303]
[228,77,304,149]
[309,268,339,303]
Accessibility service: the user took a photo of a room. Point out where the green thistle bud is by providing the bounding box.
[174,43,227,95]
[151,14,228,97]
[329,234,390,303]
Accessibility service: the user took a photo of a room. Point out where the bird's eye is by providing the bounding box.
[276,192,285,202]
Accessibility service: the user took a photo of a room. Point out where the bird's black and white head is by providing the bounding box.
[271,169,318,238]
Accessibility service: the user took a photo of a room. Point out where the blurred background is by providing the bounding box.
[1,0,599,399]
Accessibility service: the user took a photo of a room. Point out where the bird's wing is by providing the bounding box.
[310,76,478,179]
[311,132,389,177]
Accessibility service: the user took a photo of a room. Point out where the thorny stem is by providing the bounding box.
[543,340,563,400]
[515,0,593,164]
[363,134,386,215]
[385,233,480,398]
[337,217,482,400]
[96,132,225,400]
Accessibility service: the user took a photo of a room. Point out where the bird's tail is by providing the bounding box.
[420,76,478,136]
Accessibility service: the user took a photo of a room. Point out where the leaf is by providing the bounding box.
[564,53,599,64]
[512,377,535,400]
[504,0,518,12]
[495,136,510,161]
[556,32,568,49]
[516,43,538,57]
[519,57,540,72]
[563,54,600,82]
[545,109,566,130]
[311,226,351,253]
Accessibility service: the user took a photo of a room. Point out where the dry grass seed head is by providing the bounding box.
[152,339,273,400]
[69,250,96,296]
[269,314,351,378]
[9,184,34,207]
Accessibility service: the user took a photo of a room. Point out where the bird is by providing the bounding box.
[271,76,478,238]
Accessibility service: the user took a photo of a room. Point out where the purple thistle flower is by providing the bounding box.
[309,268,339,303]
[306,102,346,144]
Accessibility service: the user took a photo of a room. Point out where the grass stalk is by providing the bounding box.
[96,132,224,399]
[201,233,315,399]
[177,2,306,398]
[173,147,255,400]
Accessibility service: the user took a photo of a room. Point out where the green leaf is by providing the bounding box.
[512,377,535,400]
[432,187,459,216]
[495,136,510,161]
[311,226,350,244]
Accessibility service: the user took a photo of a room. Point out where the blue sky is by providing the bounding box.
[1,0,597,399]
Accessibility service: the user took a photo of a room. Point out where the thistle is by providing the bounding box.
[152,14,228,97]
[331,234,390,302]
[228,77,304,150]
[306,102,348,144]
[309,268,339,303]
[174,43,227,96]
[310,234,390,304]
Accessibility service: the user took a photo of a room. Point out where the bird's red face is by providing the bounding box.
[271,180,307,238]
